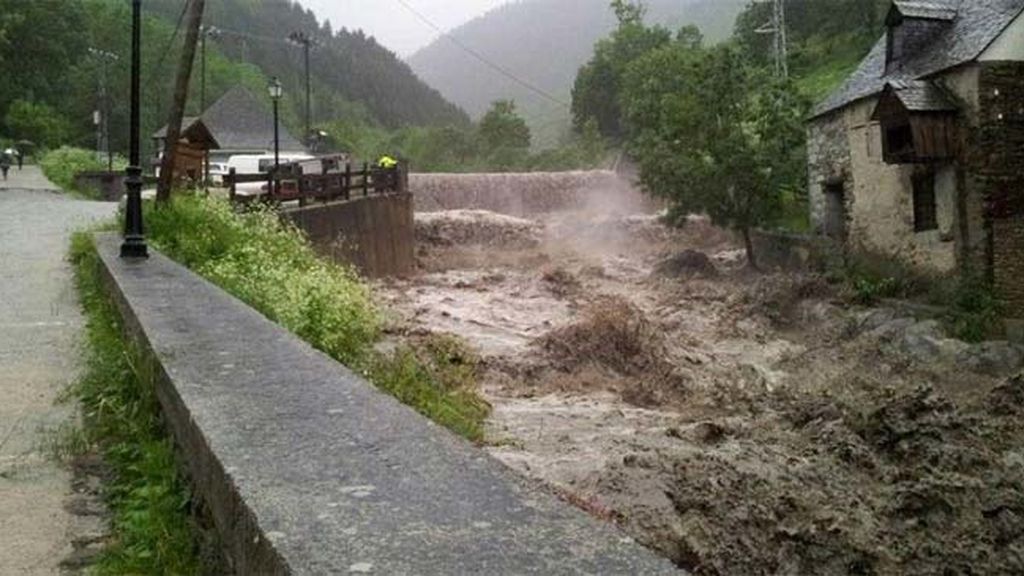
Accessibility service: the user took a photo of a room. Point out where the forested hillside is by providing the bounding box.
[407,0,746,148]
[144,0,468,129]
[0,0,467,158]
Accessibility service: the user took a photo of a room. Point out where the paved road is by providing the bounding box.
[0,166,116,574]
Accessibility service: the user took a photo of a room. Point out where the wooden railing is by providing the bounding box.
[225,162,407,206]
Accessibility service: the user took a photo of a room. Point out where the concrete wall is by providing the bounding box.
[409,170,650,216]
[282,193,415,278]
[93,234,677,575]
[750,230,841,272]
[73,171,125,201]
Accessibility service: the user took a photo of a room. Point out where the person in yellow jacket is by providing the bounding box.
[377,155,398,169]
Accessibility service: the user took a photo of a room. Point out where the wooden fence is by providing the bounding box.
[225,162,407,206]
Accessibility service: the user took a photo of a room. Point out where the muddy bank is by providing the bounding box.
[378,207,1024,575]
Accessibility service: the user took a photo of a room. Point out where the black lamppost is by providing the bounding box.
[268,77,282,197]
[121,0,147,259]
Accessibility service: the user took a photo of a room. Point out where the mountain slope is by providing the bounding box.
[407,0,745,146]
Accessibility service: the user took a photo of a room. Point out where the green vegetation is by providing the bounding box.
[39,146,126,198]
[145,194,489,439]
[317,100,606,173]
[68,232,201,575]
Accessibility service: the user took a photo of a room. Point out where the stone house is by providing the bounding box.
[807,0,1024,318]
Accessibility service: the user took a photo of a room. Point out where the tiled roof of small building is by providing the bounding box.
[812,0,1024,119]
[891,1,958,22]
[886,79,960,112]
[153,87,306,152]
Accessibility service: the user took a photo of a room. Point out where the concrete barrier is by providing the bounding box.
[93,233,678,575]
[282,193,415,278]
[73,171,126,201]
[409,171,653,216]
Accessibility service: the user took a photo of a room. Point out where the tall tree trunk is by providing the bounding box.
[156,0,205,204]
[742,225,759,271]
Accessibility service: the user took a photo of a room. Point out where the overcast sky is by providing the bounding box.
[299,0,510,57]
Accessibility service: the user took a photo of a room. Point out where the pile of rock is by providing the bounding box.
[415,210,543,250]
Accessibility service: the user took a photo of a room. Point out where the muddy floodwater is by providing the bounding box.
[376,193,1024,575]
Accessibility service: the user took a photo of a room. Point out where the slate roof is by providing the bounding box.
[885,79,960,112]
[812,0,1024,119]
[890,1,958,22]
[153,87,306,152]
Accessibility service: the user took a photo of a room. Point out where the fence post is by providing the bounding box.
[228,168,236,202]
[362,162,369,197]
[344,163,351,201]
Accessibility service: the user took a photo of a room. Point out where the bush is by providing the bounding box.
[39,146,126,198]
[146,195,489,439]
[946,277,1003,343]
[146,195,379,365]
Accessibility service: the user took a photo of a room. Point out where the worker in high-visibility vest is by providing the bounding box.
[378,155,398,169]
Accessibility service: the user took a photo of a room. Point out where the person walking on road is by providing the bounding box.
[1,154,10,181]
[16,150,23,170]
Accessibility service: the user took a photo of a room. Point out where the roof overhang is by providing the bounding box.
[887,1,958,26]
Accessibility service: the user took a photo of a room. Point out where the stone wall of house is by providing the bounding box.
[844,99,959,273]
[807,111,852,232]
[992,217,1024,318]
[977,61,1024,316]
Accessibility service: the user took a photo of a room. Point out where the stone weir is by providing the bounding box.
[93,234,678,575]
[410,170,655,217]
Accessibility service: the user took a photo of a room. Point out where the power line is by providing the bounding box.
[392,0,570,109]
[154,0,190,73]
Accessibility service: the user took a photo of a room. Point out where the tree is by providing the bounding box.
[571,2,671,140]
[4,99,71,148]
[478,100,531,152]
[621,44,808,268]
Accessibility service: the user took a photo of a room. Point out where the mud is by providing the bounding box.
[377,204,1024,575]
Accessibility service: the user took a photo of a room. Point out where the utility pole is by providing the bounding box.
[755,0,789,79]
[89,48,119,170]
[200,25,221,112]
[157,0,206,203]
[288,31,315,146]
[200,25,219,186]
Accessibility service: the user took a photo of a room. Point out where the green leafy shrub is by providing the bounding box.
[946,278,1003,343]
[69,232,200,575]
[145,195,488,438]
[39,146,126,198]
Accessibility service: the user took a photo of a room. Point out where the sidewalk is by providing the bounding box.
[0,166,116,574]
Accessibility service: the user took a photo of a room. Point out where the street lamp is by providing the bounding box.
[121,0,147,259]
[268,77,282,199]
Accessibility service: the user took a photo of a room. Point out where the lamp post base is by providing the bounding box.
[120,165,149,259]
[120,235,149,259]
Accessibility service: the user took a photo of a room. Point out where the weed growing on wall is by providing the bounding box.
[145,195,489,440]
[68,232,201,575]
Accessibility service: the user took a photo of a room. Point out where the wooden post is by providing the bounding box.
[344,163,351,201]
[362,162,369,197]
[228,168,236,202]
[156,0,206,203]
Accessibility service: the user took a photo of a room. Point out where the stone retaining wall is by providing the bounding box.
[93,233,677,575]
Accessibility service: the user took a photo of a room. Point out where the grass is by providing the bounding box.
[39,146,127,199]
[68,231,201,575]
[145,194,489,440]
